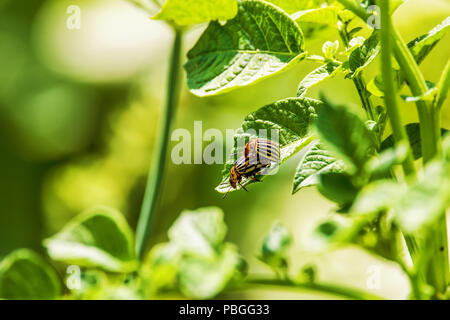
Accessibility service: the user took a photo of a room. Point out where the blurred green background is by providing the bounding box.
[0,0,448,299]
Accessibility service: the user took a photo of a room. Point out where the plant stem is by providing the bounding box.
[380,0,448,297]
[353,75,376,120]
[135,29,183,260]
[230,276,384,300]
[337,22,376,121]
[390,27,439,163]
[378,0,422,286]
[338,0,449,297]
[387,8,448,297]
[336,0,440,161]
[378,0,416,178]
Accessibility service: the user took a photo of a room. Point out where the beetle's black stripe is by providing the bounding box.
[243,163,268,177]
[256,141,280,162]
[235,156,249,174]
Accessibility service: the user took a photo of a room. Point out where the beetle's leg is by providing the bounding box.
[238,181,248,192]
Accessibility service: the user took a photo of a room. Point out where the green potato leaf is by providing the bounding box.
[380,123,449,160]
[314,96,375,173]
[366,75,384,97]
[292,142,345,194]
[297,61,342,96]
[364,141,409,176]
[394,160,450,233]
[153,0,238,26]
[347,30,379,78]
[306,216,367,252]
[168,207,227,259]
[143,207,245,299]
[407,16,450,66]
[351,180,406,216]
[372,17,450,95]
[258,223,292,271]
[44,206,137,273]
[142,242,181,293]
[400,81,437,102]
[265,0,322,14]
[217,97,323,193]
[317,172,359,206]
[178,243,240,299]
[185,0,306,96]
[292,6,339,27]
[0,249,62,300]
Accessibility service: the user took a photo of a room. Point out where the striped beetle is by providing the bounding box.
[224,156,269,198]
[223,139,280,197]
[244,138,280,165]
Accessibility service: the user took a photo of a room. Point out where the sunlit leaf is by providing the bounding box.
[351,180,406,216]
[0,249,61,300]
[370,17,450,97]
[314,96,375,173]
[258,223,292,270]
[297,61,342,96]
[265,0,322,14]
[380,123,449,160]
[292,142,345,193]
[365,141,408,175]
[44,206,137,273]
[143,207,244,299]
[347,27,363,40]
[322,40,339,59]
[306,216,366,252]
[178,243,240,299]
[142,242,181,292]
[292,6,339,27]
[168,207,227,259]
[400,81,437,102]
[185,0,306,96]
[394,160,450,233]
[216,97,322,193]
[153,0,238,26]
[347,30,379,78]
[407,16,450,65]
[366,75,384,97]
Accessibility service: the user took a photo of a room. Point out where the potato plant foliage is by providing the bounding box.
[1,0,449,300]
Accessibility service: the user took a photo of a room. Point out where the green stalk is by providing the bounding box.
[337,22,376,121]
[337,0,438,159]
[390,27,438,163]
[135,29,183,260]
[378,0,416,178]
[386,9,448,298]
[378,2,422,287]
[353,75,376,120]
[338,0,448,298]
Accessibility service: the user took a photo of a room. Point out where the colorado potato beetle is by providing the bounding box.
[224,156,269,198]
[244,138,280,165]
